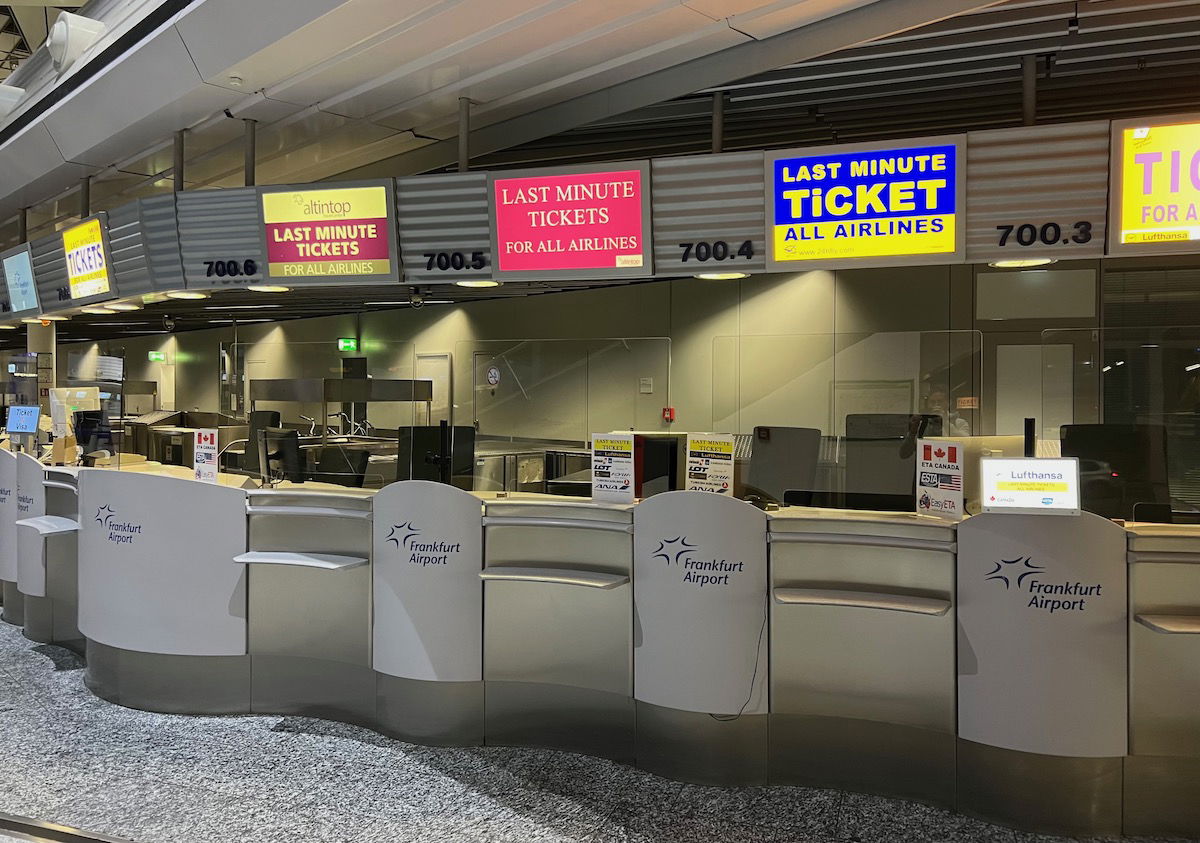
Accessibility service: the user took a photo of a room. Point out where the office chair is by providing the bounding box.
[311,446,370,488]
[244,410,281,474]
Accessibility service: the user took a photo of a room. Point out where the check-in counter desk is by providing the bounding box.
[1124,522,1200,838]
[17,463,83,650]
[767,508,956,804]
[241,488,375,724]
[481,496,634,758]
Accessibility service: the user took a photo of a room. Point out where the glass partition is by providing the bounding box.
[1042,326,1200,518]
[713,330,984,509]
[458,337,672,493]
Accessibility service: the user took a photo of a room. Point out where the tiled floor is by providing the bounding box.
[0,620,1190,843]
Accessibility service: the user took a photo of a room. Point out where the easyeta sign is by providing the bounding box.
[766,137,964,268]
[260,184,396,281]
[1110,115,1200,254]
[489,163,653,280]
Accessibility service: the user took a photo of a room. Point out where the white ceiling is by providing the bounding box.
[0,0,999,239]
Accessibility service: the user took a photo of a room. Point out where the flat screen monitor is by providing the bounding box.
[981,457,1080,516]
[1,246,38,314]
[258,427,304,483]
[6,405,40,434]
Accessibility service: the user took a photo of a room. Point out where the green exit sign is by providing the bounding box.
[337,338,358,352]
[148,351,167,362]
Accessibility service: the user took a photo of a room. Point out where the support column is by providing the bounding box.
[244,119,257,187]
[712,91,725,154]
[79,176,90,219]
[16,208,26,242]
[27,321,54,416]
[173,129,186,192]
[457,97,471,173]
[1021,55,1036,126]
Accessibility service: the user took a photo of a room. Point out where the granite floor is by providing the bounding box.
[0,620,1191,843]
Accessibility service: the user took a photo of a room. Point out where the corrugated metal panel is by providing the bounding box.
[30,231,68,313]
[141,194,186,291]
[396,172,491,286]
[107,200,154,297]
[965,120,1109,262]
[177,187,266,291]
[652,152,766,276]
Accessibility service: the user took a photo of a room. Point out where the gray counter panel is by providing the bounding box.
[77,470,248,656]
[0,450,17,584]
[15,453,46,597]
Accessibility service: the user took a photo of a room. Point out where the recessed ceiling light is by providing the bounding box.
[0,324,18,330]
[987,258,1058,268]
[166,290,209,300]
[694,272,749,280]
[455,280,501,288]
[245,285,290,293]
[107,302,142,311]
[22,314,67,322]
[204,304,282,310]
[80,306,116,315]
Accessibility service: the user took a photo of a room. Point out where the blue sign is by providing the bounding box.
[768,143,959,263]
[2,247,38,314]
[6,406,40,434]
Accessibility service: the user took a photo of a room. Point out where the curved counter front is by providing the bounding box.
[8,469,1200,839]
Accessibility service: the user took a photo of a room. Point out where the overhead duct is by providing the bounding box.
[0,85,26,119]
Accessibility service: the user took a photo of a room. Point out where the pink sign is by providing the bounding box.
[493,169,645,272]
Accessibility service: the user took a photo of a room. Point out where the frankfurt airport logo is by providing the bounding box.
[985,555,1103,614]
[386,520,461,567]
[95,505,142,546]
[386,521,421,550]
[984,555,1044,590]
[651,536,696,565]
[651,536,745,588]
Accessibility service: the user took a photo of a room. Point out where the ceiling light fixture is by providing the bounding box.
[106,302,142,311]
[203,304,282,310]
[694,272,749,280]
[987,258,1058,269]
[245,285,290,293]
[0,324,18,331]
[166,290,209,300]
[22,314,68,322]
[455,280,501,288]
[80,306,116,315]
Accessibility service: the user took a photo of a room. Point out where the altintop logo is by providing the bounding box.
[651,535,744,588]
[984,555,1102,613]
[95,505,142,545]
[386,520,461,567]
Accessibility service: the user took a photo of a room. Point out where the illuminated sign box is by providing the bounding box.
[981,457,1080,516]
[1,244,38,315]
[765,137,965,269]
[1110,115,1200,255]
[489,162,653,281]
[62,216,114,302]
[260,182,398,283]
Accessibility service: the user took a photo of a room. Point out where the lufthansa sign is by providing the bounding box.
[765,137,965,269]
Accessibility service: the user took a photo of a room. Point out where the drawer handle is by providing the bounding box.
[1135,613,1200,634]
[480,565,629,589]
[233,551,367,571]
[483,516,632,534]
[773,587,950,616]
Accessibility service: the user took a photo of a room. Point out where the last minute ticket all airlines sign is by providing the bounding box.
[1116,119,1200,246]
[767,143,959,264]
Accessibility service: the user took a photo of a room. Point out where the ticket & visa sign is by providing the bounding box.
[768,143,958,262]
[262,186,392,278]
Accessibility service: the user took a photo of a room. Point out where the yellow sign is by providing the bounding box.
[592,436,633,454]
[261,186,392,278]
[996,481,1070,493]
[1118,121,1200,244]
[62,218,111,299]
[768,143,958,264]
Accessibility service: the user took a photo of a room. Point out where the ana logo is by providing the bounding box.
[651,536,745,588]
[984,555,1044,590]
[386,520,461,567]
[985,555,1103,613]
[386,521,421,550]
[651,536,696,565]
[95,504,142,545]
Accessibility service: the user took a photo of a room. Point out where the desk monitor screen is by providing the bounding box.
[1,246,38,314]
[981,457,1080,516]
[6,405,40,434]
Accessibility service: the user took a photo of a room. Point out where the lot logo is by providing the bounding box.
[985,555,1102,613]
[386,520,461,567]
[651,535,744,588]
[95,505,142,546]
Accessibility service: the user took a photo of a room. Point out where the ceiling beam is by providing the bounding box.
[331,0,1006,180]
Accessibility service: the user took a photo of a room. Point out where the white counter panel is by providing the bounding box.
[958,511,1127,757]
[78,470,249,656]
[0,450,16,582]
[16,453,46,597]
[633,491,768,715]
[372,480,483,682]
